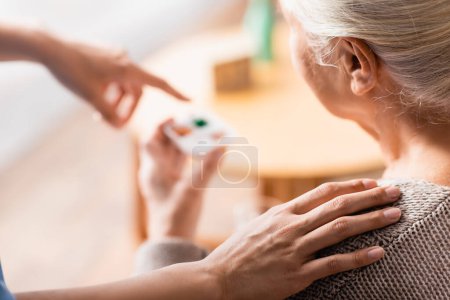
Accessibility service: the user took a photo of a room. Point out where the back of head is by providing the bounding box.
[282,0,450,124]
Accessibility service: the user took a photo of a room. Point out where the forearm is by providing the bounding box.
[135,238,208,274]
[0,23,58,63]
[15,261,221,300]
[148,187,204,240]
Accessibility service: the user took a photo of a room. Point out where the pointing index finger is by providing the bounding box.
[133,65,190,101]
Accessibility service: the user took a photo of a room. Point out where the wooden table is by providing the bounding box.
[129,23,384,242]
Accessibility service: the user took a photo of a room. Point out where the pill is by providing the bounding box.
[193,118,208,127]
[173,126,192,136]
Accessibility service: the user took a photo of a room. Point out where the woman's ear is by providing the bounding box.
[337,38,378,96]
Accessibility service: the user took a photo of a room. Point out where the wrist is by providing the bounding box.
[188,260,224,300]
[148,207,200,241]
[32,29,68,66]
[0,25,64,63]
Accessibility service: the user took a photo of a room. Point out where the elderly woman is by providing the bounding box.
[279,0,450,299]
[135,1,449,299]
[1,23,404,300]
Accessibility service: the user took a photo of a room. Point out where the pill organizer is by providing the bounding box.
[164,111,235,156]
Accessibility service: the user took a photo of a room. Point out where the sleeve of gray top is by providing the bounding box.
[134,238,209,274]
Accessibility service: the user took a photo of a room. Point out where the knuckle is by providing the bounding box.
[331,218,351,236]
[278,223,297,237]
[368,187,386,203]
[326,257,341,273]
[352,251,366,266]
[374,210,388,224]
[350,179,366,191]
[264,208,281,221]
[330,195,350,212]
[116,57,131,73]
[298,235,313,251]
[111,47,127,57]
[115,48,128,59]
[118,49,128,58]
[266,205,280,216]
[286,195,307,213]
[286,201,299,213]
[316,182,338,196]
[295,217,311,230]
[268,204,288,216]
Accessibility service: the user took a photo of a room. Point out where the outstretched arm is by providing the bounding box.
[16,179,401,300]
[15,262,221,300]
[0,23,47,61]
[0,23,189,127]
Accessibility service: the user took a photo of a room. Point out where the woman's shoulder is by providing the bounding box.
[318,179,450,258]
[288,179,450,300]
[378,178,450,204]
[376,179,450,235]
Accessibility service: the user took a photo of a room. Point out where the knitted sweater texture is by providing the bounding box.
[288,179,450,300]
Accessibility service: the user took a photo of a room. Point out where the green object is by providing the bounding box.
[193,118,208,128]
[244,0,275,61]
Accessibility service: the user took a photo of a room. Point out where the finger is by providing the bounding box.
[89,83,125,128]
[301,207,401,255]
[168,144,188,177]
[132,65,190,101]
[167,137,184,159]
[91,96,121,128]
[156,118,175,134]
[156,118,175,145]
[301,246,385,282]
[91,84,130,128]
[158,119,188,158]
[300,186,401,232]
[289,179,378,214]
[117,84,142,125]
[146,118,174,154]
[112,93,134,127]
[103,82,125,108]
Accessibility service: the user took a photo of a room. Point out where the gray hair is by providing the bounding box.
[282,0,450,124]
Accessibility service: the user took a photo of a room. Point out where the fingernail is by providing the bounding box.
[385,186,401,200]
[362,179,378,189]
[383,207,401,221]
[367,247,385,261]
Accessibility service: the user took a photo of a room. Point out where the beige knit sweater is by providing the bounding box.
[135,179,450,300]
[288,179,450,300]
